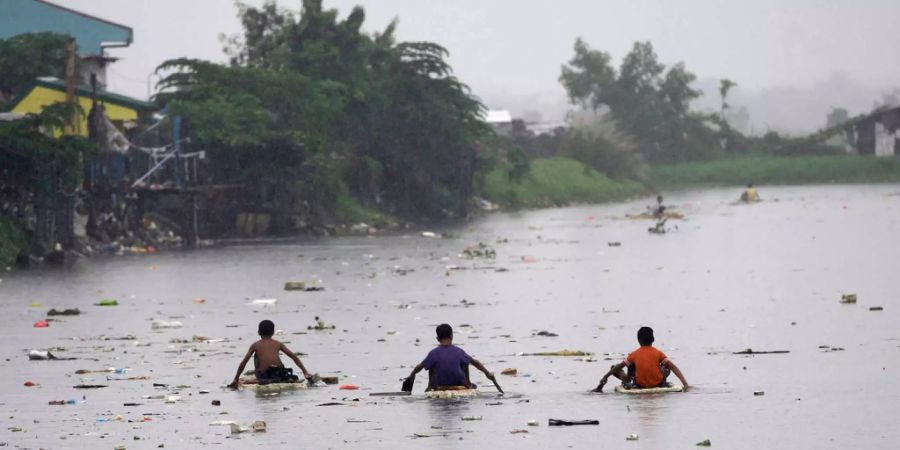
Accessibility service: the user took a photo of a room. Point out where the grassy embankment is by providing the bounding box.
[481,156,645,209]
[0,216,27,266]
[649,154,900,190]
[482,155,900,210]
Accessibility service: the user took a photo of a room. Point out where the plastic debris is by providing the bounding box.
[151,320,183,330]
[321,376,339,384]
[697,439,712,446]
[28,350,53,360]
[870,306,884,311]
[840,294,857,304]
[527,420,539,426]
[47,308,81,316]
[521,255,538,263]
[754,391,765,396]
[421,231,439,238]
[33,320,49,328]
[284,281,306,291]
[521,350,592,357]
[211,400,221,406]
[339,384,359,390]
[249,298,277,306]
[549,419,599,426]
[24,380,36,387]
[534,330,558,337]
[501,368,518,376]
[626,434,639,441]
[733,348,789,355]
[510,429,529,434]
[461,416,482,421]
[608,241,622,247]
[229,420,267,433]
[95,299,119,306]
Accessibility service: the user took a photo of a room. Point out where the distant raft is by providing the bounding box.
[626,211,685,220]
[614,385,683,394]
[425,389,479,399]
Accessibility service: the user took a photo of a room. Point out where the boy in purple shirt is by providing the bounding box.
[404,324,496,391]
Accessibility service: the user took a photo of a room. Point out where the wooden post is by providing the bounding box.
[63,38,77,135]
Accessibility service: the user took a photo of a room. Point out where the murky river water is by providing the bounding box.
[2,184,899,449]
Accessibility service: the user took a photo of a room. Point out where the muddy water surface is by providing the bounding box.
[1,184,899,449]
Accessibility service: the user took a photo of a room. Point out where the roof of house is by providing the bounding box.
[484,110,513,124]
[0,0,132,55]
[7,77,155,112]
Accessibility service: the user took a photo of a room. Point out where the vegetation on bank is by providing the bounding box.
[481,157,644,209]
[0,216,27,265]
[648,155,900,190]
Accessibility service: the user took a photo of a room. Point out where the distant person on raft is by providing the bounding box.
[652,194,666,219]
[229,320,315,387]
[740,183,761,202]
[594,326,689,392]
[403,323,497,391]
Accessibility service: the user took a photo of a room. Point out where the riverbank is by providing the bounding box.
[0,216,27,266]
[480,157,645,209]
[648,154,900,190]
[480,154,900,211]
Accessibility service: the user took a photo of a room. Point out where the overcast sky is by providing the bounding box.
[61,0,900,131]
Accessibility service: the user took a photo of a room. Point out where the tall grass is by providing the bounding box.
[481,157,645,209]
[0,215,27,266]
[649,155,900,190]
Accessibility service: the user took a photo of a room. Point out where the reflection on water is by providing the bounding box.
[1,184,899,448]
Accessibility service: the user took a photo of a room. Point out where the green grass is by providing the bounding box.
[0,215,27,266]
[649,155,900,190]
[481,157,645,209]
[333,189,392,226]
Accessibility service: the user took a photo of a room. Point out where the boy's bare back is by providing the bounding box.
[252,338,286,373]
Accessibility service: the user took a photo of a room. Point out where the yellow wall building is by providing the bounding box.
[7,77,155,136]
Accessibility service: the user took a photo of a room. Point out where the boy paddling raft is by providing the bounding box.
[402,324,503,394]
[594,326,689,392]
[228,320,316,388]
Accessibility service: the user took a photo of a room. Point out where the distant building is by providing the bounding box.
[0,0,133,89]
[6,77,154,137]
[852,106,900,157]
[484,109,513,136]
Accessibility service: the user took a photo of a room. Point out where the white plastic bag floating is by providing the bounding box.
[249,298,277,306]
[152,320,183,329]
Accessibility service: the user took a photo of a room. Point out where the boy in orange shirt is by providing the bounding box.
[594,326,689,392]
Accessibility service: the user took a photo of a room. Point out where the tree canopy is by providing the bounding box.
[560,39,720,163]
[0,32,71,102]
[156,0,488,224]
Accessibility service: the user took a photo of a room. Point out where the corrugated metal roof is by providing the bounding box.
[484,110,512,124]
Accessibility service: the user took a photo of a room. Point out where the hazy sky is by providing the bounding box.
[60,0,900,131]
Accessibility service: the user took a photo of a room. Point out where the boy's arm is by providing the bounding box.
[596,361,627,391]
[229,345,255,388]
[470,358,495,380]
[664,359,689,390]
[407,363,424,379]
[280,343,311,379]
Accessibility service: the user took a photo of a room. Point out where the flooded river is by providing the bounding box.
[2,184,899,449]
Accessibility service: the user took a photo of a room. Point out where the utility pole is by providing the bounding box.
[63,37,77,135]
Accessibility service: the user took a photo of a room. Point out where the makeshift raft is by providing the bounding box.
[614,385,683,394]
[238,375,309,392]
[425,389,479,399]
[243,382,308,392]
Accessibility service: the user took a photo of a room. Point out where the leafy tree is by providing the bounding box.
[718,79,737,118]
[156,1,488,228]
[560,39,717,164]
[0,32,71,102]
[825,107,850,128]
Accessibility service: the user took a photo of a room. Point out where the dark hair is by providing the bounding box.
[436,323,453,340]
[637,326,654,346]
[258,320,275,337]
